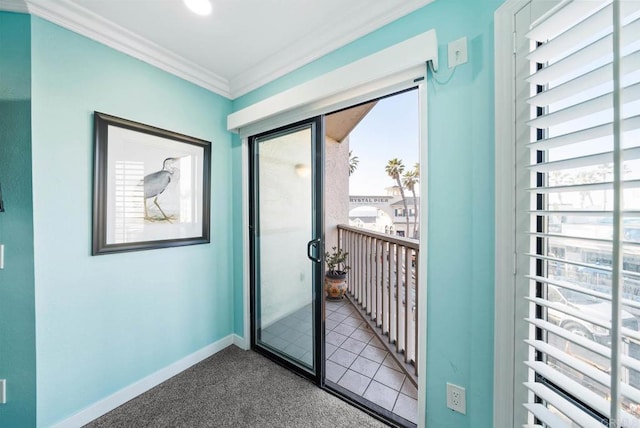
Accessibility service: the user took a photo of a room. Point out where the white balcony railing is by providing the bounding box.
[338,224,419,376]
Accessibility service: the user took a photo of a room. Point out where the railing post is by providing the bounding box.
[358,231,363,305]
[391,242,397,347]
[390,242,395,348]
[372,237,378,322]
[396,244,402,353]
[347,230,352,298]
[363,234,368,313]
[378,239,383,329]
[404,245,411,363]
[382,241,388,335]
[366,235,372,315]
[353,231,357,297]
[354,230,359,300]
[364,235,369,314]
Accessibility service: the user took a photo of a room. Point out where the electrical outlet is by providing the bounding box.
[446,382,466,414]
[0,379,6,404]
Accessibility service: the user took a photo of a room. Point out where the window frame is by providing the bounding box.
[494,0,543,426]
[495,0,638,426]
[495,3,521,428]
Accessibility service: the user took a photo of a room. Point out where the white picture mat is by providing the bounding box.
[105,125,205,244]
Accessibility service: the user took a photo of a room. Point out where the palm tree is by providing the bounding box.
[349,151,359,176]
[403,163,419,238]
[385,158,410,236]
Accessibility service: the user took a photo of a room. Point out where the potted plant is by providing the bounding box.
[325,246,350,300]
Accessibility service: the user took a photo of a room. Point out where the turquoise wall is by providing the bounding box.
[233,0,502,426]
[30,17,234,426]
[2,0,502,425]
[0,12,37,428]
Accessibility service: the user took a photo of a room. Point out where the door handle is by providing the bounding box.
[307,238,321,263]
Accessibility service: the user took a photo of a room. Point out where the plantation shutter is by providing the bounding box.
[522,0,640,426]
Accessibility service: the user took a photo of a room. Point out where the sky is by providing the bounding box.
[347,89,420,196]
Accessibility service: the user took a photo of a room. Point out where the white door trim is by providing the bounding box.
[417,80,428,428]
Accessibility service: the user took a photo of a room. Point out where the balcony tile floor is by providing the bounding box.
[325,298,418,425]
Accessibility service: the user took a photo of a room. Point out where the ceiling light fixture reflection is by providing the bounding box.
[184,0,212,16]
[295,164,311,178]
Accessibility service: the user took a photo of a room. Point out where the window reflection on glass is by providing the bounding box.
[113,160,145,243]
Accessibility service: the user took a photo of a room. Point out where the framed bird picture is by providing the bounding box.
[92,112,211,255]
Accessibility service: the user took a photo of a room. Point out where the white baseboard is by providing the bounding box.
[52,334,235,428]
[232,333,249,350]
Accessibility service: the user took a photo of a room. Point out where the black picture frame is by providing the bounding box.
[92,112,211,255]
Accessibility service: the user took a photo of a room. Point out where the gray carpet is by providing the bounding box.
[85,345,387,428]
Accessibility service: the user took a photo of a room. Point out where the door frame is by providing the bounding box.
[234,36,434,425]
[240,80,429,427]
[247,116,325,385]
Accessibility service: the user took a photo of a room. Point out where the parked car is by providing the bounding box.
[547,284,639,346]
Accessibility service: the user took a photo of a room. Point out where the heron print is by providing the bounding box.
[143,157,181,223]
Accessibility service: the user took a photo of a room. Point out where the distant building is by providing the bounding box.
[349,216,379,229]
[348,192,419,239]
[390,197,419,238]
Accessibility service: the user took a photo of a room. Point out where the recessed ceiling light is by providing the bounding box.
[184,0,212,16]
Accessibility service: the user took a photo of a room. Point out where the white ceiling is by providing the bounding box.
[1,0,434,98]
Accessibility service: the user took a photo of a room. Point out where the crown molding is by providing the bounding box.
[11,0,232,98]
[1,0,434,100]
[228,0,435,98]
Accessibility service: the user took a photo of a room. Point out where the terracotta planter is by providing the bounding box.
[325,271,348,300]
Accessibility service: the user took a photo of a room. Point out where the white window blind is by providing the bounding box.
[522,0,640,426]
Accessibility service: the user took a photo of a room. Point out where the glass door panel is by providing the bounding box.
[250,117,323,379]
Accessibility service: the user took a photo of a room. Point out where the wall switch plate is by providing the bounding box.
[448,37,468,68]
[446,382,466,414]
[0,379,6,404]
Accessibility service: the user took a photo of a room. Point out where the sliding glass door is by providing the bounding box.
[249,117,324,382]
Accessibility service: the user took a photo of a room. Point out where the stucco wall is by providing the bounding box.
[324,135,350,253]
